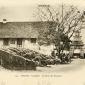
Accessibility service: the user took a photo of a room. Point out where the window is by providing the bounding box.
[17,38,22,47]
[30,38,36,43]
[10,39,15,44]
[3,38,9,46]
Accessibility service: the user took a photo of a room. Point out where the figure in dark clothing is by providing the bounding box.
[51,50,56,59]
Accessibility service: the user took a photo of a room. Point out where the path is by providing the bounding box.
[0,59,85,85]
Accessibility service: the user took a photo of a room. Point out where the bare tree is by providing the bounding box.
[36,4,85,58]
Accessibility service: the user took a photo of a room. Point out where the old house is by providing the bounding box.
[0,20,54,55]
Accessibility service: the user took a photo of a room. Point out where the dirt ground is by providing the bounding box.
[0,58,85,85]
[37,58,85,72]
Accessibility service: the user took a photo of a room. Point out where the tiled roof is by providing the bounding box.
[71,41,84,46]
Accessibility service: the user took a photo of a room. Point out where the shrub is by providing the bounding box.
[0,49,36,70]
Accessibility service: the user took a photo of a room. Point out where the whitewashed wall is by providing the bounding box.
[0,39,3,48]
[9,40,17,48]
[0,39,54,55]
[38,45,54,55]
[24,39,39,50]
[24,39,54,55]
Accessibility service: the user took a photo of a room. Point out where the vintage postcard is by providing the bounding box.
[0,0,85,85]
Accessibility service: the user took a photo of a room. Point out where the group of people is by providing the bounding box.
[51,50,71,64]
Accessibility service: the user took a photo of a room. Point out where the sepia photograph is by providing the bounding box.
[0,0,85,85]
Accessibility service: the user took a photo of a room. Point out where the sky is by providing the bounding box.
[0,0,85,21]
[0,0,85,43]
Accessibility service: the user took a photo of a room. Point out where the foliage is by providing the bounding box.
[0,49,36,70]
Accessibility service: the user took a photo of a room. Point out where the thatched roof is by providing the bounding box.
[0,21,45,38]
